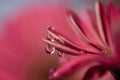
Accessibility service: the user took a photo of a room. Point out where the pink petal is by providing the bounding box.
[0,5,75,80]
[85,11,105,48]
[95,71,115,80]
[76,62,101,80]
[111,17,120,64]
[109,2,120,26]
[95,1,110,47]
[0,42,24,80]
[0,70,19,80]
[95,1,112,47]
[67,10,103,52]
[48,54,113,80]
[110,2,120,63]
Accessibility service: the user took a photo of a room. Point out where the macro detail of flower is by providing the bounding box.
[43,1,120,80]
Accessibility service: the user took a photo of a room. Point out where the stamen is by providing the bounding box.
[45,27,56,55]
[47,27,64,44]
[45,44,56,55]
[47,27,101,54]
[47,33,55,42]
[43,38,81,56]
[58,51,65,57]
[60,35,101,54]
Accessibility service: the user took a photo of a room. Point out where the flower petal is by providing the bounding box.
[109,2,120,26]
[85,11,105,48]
[96,71,115,80]
[95,1,112,48]
[95,1,111,47]
[111,18,120,64]
[48,54,113,80]
[76,62,101,80]
[67,10,104,52]
[1,5,75,80]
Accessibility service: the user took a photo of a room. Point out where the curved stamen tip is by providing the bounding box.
[58,51,65,57]
[47,27,55,41]
[47,34,55,42]
[47,26,55,31]
[45,44,56,55]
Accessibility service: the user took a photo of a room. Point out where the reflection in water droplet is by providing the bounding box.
[47,34,55,42]
[45,44,56,54]
[45,27,56,55]
[58,51,65,57]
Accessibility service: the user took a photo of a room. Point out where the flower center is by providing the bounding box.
[102,48,112,57]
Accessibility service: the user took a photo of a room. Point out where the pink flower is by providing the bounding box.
[43,1,120,80]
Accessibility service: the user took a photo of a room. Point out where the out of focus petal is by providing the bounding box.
[96,71,115,80]
[48,54,113,80]
[111,18,120,64]
[0,4,76,80]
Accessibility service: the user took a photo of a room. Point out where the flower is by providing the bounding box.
[43,1,120,80]
[0,4,74,80]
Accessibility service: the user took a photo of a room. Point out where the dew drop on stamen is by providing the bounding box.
[58,51,65,57]
[45,44,56,54]
[47,27,55,41]
[47,34,55,42]
[45,27,56,54]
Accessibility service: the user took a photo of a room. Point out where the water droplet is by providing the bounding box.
[45,44,56,54]
[58,51,65,57]
[47,34,55,42]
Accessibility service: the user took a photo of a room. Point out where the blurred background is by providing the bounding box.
[1,0,120,30]
[0,0,111,29]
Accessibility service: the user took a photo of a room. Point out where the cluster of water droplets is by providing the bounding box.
[45,27,65,57]
[45,27,55,55]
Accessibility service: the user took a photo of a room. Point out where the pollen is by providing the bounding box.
[102,48,112,57]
